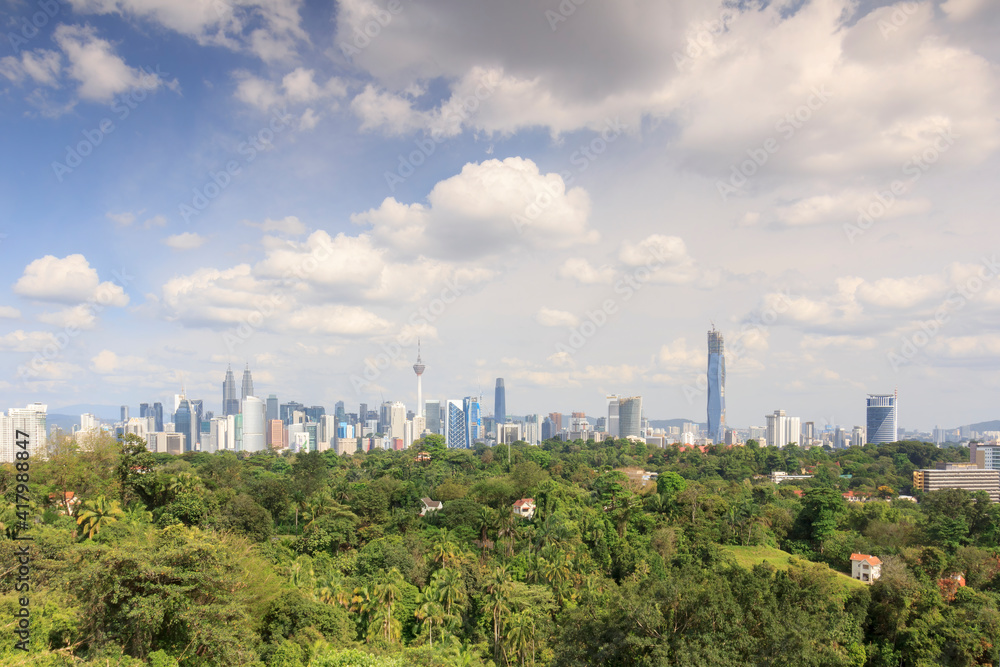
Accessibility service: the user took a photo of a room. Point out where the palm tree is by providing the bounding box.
[368,568,403,643]
[484,566,514,663]
[303,492,357,529]
[122,504,153,526]
[76,495,124,539]
[430,529,460,567]
[414,583,446,647]
[505,610,537,666]
[433,567,467,623]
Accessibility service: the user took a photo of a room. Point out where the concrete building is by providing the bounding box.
[913,463,1000,502]
[850,553,882,584]
[268,419,285,449]
[707,327,726,443]
[0,403,48,463]
[971,443,1000,470]
[867,392,898,444]
[766,410,801,448]
[618,397,642,438]
[497,422,522,445]
[241,396,266,452]
[606,396,620,438]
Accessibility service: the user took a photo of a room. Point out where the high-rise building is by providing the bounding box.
[425,400,441,434]
[280,401,304,425]
[524,414,542,445]
[359,403,368,428]
[465,396,482,442]
[607,396,620,438]
[618,397,642,438]
[802,421,815,446]
[266,394,279,423]
[765,410,801,448]
[241,396,266,452]
[80,413,99,433]
[189,399,204,449]
[867,393,898,444]
[707,327,726,443]
[494,378,506,426]
[139,403,150,419]
[851,426,866,447]
[913,463,1000,502]
[542,416,556,441]
[413,342,426,419]
[334,401,346,423]
[174,398,192,453]
[305,405,326,422]
[223,364,240,416]
[241,363,254,403]
[152,402,164,432]
[0,403,47,463]
[388,401,406,440]
[548,412,563,432]
[120,405,129,422]
[444,400,468,448]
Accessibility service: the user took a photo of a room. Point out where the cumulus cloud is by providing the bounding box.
[164,232,207,250]
[558,258,615,285]
[536,307,579,327]
[234,67,346,111]
[244,215,309,235]
[14,254,129,306]
[352,157,598,260]
[54,24,169,102]
[38,305,98,329]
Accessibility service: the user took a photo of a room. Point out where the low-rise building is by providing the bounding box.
[512,498,536,519]
[420,498,443,516]
[850,553,882,584]
[913,464,1000,502]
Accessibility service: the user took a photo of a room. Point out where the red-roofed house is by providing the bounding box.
[512,498,536,519]
[850,553,882,583]
[938,573,966,601]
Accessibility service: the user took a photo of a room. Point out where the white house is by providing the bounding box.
[850,553,882,583]
[420,497,443,516]
[512,498,536,519]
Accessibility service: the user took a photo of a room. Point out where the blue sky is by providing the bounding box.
[1,0,999,431]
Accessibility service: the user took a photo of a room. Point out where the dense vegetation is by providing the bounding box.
[3,432,1000,666]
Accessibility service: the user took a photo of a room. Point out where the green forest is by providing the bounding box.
[3,432,1000,666]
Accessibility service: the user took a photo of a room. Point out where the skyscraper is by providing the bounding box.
[266,394,279,423]
[413,341,426,419]
[223,364,240,416]
[464,396,482,443]
[707,327,726,443]
[765,409,800,448]
[0,403,47,463]
[120,405,129,422]
[494,378,506,426]
[866,392,898,444]
[139,403,149,418]
[618,397,642,438]
[425,400,441,434]
[189,399,204,449]
[174,397,192,453]
[444,400,468,448]
[241,363,254,402]
[241,396,266,451]
[335,401,346,423]
[607,395,620,437]
[152,402,164,432]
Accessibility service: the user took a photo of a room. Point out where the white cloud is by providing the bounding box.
[107,211,136,226]
[14,254,129,306]
[656,338,705,370]
[352,157,598,260]
[0,50,61,87]
[0,306,21,319]
[164,232,207,250]
[38,305,98,330]
[558,258,615,285]
[245,215,309,236]
[54,25,167,102]
[0,330,57,352]
[536,307,579,327]
[234,68,346,111]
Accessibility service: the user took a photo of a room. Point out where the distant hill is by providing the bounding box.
[53,404,121,420]
[47,414,86,434]
[968,420,1000,432]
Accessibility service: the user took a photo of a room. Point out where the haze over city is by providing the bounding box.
[1,0,999,432]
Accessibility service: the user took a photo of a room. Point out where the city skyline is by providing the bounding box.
[1,1,999,431]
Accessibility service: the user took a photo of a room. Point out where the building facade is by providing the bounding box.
[707,327,726,443]
[495,378,506,427]
[618,396,642,438]
[866,393,898,444]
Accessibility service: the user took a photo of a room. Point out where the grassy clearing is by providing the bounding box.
[722,544,868,594]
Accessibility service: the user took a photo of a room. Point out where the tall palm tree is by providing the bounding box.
[430,529,460,567]
[76,495,124,539]
[414,583,446,647]
[368,568,403,643]
[433,567,467,623]
[484,566,514,663]
[505,610,537,667]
